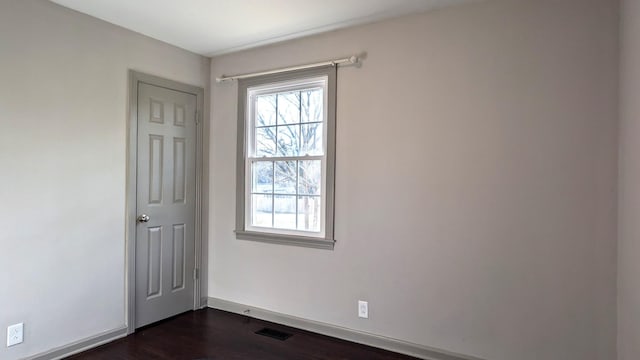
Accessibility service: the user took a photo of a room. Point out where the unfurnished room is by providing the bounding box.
[1,0,639,359]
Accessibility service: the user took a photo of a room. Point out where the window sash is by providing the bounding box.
[246,156,326,235]
[248,80,327,159]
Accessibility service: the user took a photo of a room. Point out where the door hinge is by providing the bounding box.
[195,111,200,125]
[193,268,199,280]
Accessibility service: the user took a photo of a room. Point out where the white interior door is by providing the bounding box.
[135,82,197,328]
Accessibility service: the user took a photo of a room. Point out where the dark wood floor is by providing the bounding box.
[68,308,418,360]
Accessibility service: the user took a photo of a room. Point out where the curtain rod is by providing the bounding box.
[215,55,359,83]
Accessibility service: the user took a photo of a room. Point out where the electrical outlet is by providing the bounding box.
[358,300,368,319]
[7,323,23,347]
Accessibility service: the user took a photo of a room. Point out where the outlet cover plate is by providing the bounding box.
[358,300,368,318]
[7,323,23,347]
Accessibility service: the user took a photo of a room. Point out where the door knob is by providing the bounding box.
[137,214,150,223]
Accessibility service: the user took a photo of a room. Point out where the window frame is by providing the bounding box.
[235,66,337,250]
[244,78,328,237]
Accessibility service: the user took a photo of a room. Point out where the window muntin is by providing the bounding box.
[245,76,328,238]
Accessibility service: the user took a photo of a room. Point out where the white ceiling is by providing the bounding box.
[50,0,471,56]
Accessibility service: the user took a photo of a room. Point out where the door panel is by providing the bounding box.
[135,83,197,328]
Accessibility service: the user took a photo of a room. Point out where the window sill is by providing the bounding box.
[235,230,335,250]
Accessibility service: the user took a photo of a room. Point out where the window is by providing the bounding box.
[235,66,336,249]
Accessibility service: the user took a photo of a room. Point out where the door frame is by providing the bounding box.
[126,70,206,334]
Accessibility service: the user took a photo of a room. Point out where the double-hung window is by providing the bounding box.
[235,66,336,249]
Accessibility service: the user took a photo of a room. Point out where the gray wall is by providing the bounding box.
[208,1,619,359]
[618,0,640,359]
[0,1,209,359]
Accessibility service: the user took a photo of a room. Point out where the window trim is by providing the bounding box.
[235,66,337,250]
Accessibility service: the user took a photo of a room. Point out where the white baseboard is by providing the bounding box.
[25,326,128,360]
[207,297,485,360]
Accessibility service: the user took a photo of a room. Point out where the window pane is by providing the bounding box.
[252,194,273,227]
[276,124,300,156]
[277,92,300,125]
[298,160,321,195]
[301,89,323,123]
[298,196,321,232]
[256,94,276,126]
[301,123,323,156]
[252,161,273,193]
[255,126,276,156]
[274,161,296,194]
[274,195,296,229]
